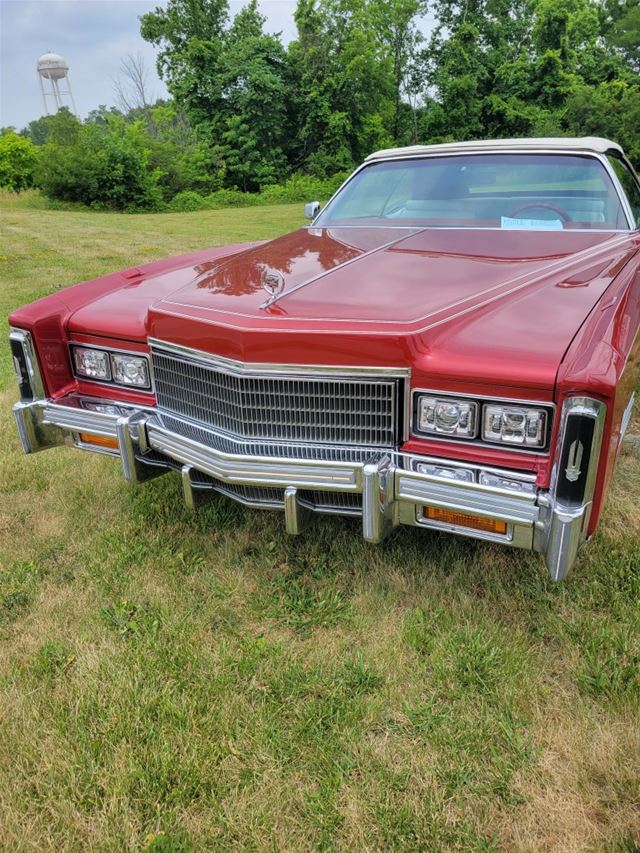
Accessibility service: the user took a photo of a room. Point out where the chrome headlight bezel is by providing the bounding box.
[412,390,554,452]
[69,344,153,391]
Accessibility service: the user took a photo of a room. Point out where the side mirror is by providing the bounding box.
[304,201,321,220]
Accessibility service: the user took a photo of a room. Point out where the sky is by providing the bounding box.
[0,0,298,130]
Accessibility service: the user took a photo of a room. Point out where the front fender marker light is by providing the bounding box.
[424,506,508,536]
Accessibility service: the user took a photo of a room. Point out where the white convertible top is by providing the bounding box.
[365,137,624,162]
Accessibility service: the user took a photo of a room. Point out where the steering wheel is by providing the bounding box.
[507,202,572,222]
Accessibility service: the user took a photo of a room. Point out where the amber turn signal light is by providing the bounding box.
[79,432,120,450]
[423,506,508,535]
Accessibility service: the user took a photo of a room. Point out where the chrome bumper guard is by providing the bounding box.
[13,394,599,580]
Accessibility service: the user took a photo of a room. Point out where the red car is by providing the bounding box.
[9,138,640,580]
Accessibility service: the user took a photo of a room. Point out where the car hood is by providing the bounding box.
[68,226,638,389]
[158,225,634,323]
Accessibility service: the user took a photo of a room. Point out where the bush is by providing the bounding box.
[36,114,163,211]
[259,172,348,203]
[0,132,40,192]
[204,188,262,208]
[166,175,347,214]
[168,191,209,212]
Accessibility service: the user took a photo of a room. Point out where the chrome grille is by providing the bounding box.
[188,471,363,515]
[152,346,404,449]
[158,413,381,463]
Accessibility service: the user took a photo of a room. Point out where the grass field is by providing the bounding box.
[0,196,639,852]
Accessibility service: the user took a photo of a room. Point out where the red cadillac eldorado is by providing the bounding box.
[9,138,640,580]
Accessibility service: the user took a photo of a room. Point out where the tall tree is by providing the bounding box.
[113,53,156,120]
[288,0,426,175]
[212,0,290,188]
[141,0,289,189]
[609,3,640,72]
[368,0,427,141]
[140,0,229,124]
[423,0,538,140]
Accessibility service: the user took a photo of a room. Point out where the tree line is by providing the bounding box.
[1,0,638,210]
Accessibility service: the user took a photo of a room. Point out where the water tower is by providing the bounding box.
[37,53,77,115]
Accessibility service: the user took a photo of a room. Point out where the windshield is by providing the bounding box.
[316,153,629,231]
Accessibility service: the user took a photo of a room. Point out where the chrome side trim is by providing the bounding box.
[9,327,46,399]
[148,338,411,378]
[544,396,607,580]
[620,392,636,442]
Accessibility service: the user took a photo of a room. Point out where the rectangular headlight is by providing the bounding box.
[416,395,478,438]
[73,347,111,380]
[482,405,548,448]
[111,353,150,388]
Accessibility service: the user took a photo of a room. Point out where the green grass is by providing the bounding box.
[1,199,639,851]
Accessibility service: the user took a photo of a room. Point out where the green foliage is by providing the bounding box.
[601,0,640,73]
[286,0,421,176]
[20,114,57,146]
[259,171,348,202]
[140,0,229,92]
[22,0,640,208]
[144,103,225,199]
[563,79,640,167]
[0,132,40,192]
[168,190,211,212]
[167,172,347,212]
[142,0,288,190]
[36,113,163,211]
[421,0,640,167]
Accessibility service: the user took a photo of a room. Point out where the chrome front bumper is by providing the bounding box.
[13,394,597,580]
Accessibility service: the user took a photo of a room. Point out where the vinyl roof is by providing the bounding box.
[365,137,624,162]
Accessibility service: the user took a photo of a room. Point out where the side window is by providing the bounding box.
[608,155,640,228]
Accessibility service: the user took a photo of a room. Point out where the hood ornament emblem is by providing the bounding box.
[565,439,584,483]
[259,267,285,309]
